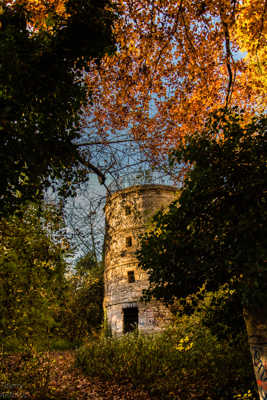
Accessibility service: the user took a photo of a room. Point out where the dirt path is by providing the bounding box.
[47,351,152,400]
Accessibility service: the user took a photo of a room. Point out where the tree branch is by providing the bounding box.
[75,138,137,147]
[77,155,111,194]
[222,20,233,108]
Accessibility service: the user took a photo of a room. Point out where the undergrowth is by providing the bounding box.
[76,313,257,400]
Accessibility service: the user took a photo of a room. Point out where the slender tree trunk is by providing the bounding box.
[244,309,267,400]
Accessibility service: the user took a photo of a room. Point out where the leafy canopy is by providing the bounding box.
[138,111,267,311]
[0,0,116,216]
[0,202,69,349]
[85,0,266,161]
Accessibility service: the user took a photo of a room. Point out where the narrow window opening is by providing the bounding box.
[126,236,132,247]
[123,307,138,333]
[125,206,131,215]
[128,270,135,283]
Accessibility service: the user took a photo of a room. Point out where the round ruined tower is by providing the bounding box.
[104,184,178,335]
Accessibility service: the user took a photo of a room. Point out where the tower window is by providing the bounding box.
[125,206,131,215]
[128,270,135,283]
[123,307,138,333]
[126,236,132,247]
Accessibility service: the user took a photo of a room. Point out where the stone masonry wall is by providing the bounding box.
[104,184,178,335]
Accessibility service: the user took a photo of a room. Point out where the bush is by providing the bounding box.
[47,338,75,351]
[0,203,69,352]
[76,313,257,399]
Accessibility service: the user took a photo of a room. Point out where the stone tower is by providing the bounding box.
[104,184,178,335]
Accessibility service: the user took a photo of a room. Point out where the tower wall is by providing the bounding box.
[104,184,178,335]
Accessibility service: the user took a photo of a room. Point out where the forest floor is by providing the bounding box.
[1,351,152,400]
[47,351,151,400]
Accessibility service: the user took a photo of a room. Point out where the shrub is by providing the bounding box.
[48,338,75,351]
[76,313,257,399]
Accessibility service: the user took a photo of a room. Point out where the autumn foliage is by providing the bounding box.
[1,0,69,31]
[85,0,266,161]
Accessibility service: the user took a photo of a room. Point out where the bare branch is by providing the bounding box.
[77,155,111,194]
[75,138,137,147]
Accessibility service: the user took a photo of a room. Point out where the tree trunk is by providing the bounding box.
[244,309,267,400]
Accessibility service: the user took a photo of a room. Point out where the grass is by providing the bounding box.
[76,314,258,400]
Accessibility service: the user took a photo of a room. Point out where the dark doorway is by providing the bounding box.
[126,236,132,247]
[128,270,135,283]
[123,307,138,333]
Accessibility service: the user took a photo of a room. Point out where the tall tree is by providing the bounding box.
[137,111,267,400]
[0,0,116,216]
[84,0,266,163]
[0,202,69,349]
[59,251,104,343]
